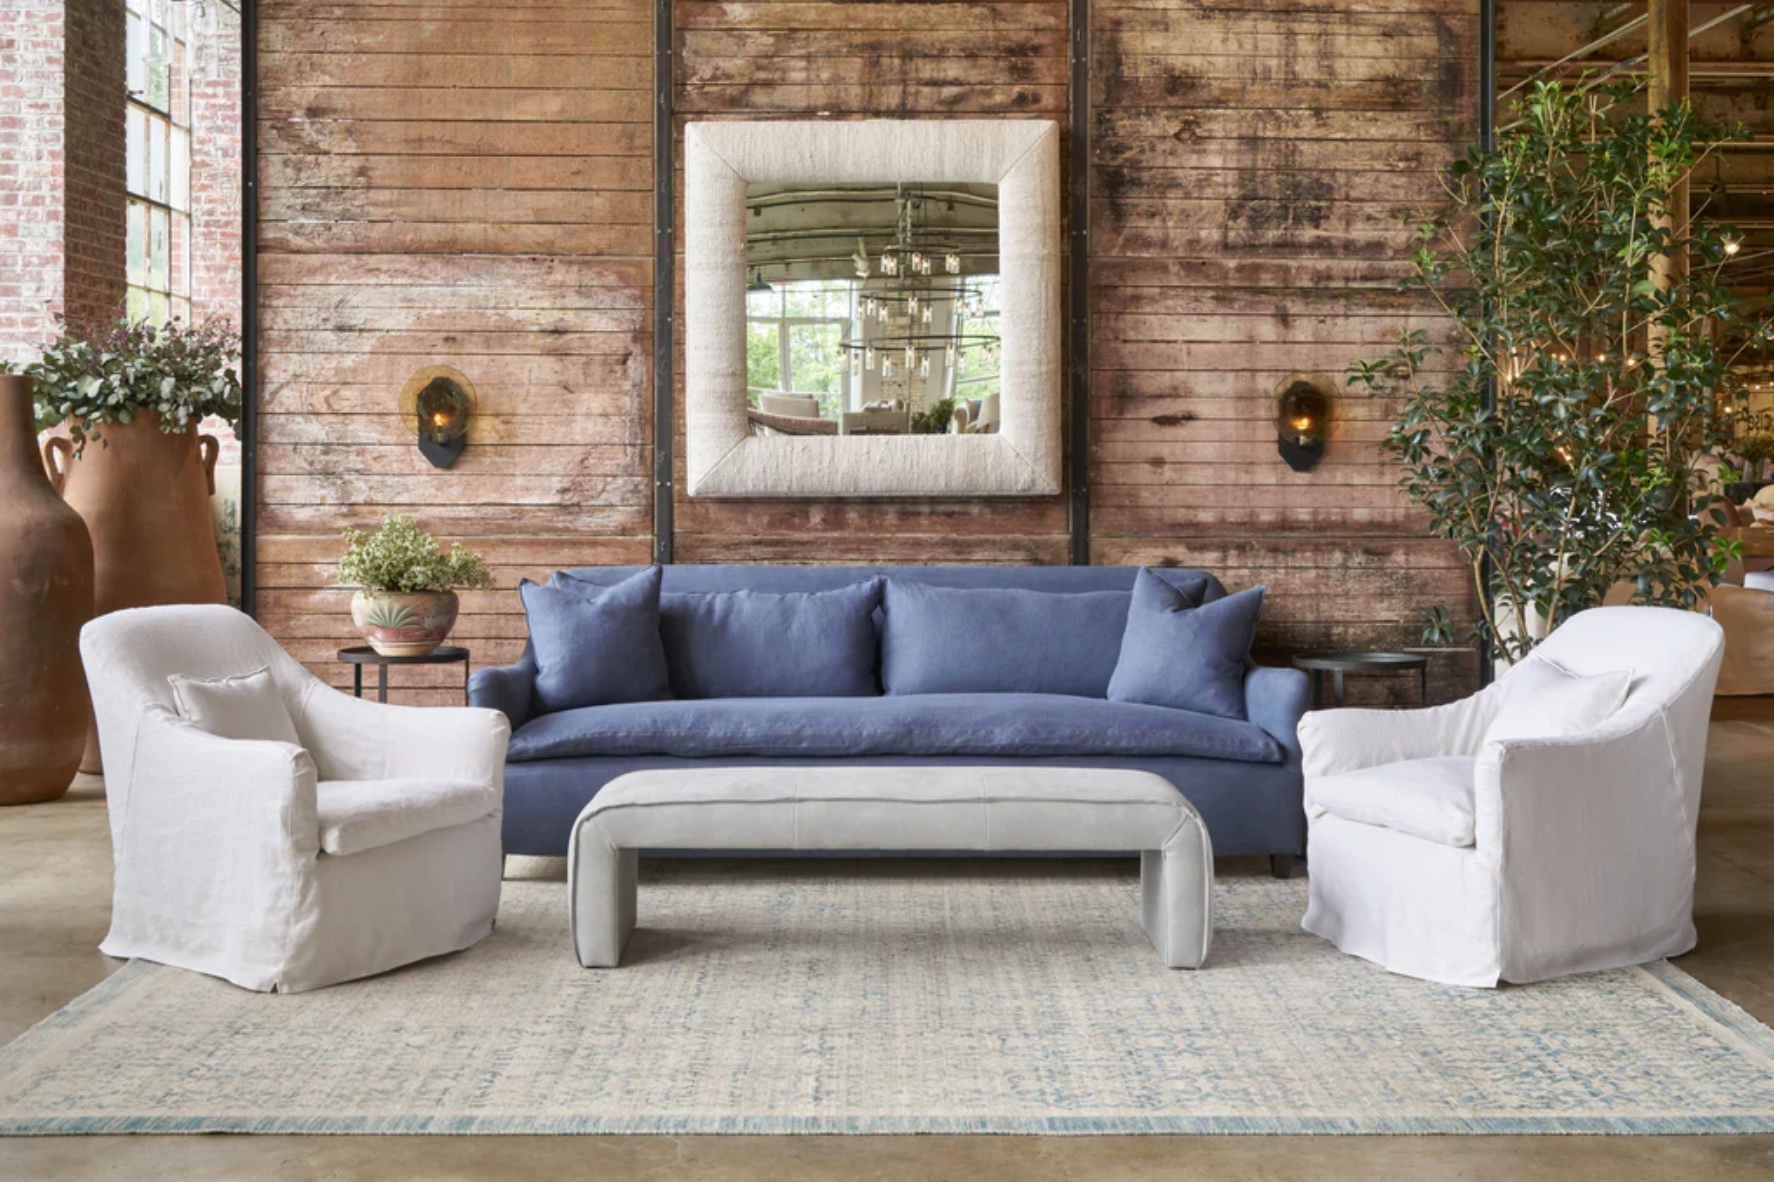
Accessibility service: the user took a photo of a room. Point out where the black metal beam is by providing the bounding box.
[1479,0,1495,684]
[653,0,675,563]
[240,0,258,616]
[1068,0,1091,564]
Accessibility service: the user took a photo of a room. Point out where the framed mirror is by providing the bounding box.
[685,120,1061,499]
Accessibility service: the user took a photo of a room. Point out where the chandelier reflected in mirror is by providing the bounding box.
[744,180,1001,438]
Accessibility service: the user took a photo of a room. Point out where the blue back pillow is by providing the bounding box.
[1107,569,1265,720]
[659,580,883,698]
[520,566,671,714]
[881,581,1142,697]
[554,570,884,699]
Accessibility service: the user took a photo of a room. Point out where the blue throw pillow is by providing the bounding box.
[519,566,671,714]
[658,580,883,698]
[881,581,1141,697]
[1107,569,1265,719]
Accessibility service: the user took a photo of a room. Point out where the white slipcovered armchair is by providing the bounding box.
[80,605,510,992]
[1297,607,1724,987]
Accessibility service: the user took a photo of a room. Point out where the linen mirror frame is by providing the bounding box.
[683,120,1063,499]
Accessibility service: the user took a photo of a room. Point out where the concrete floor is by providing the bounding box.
[3,719,1774,1180]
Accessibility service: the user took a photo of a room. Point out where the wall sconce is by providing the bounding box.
[399,366,476,469]
[1274,372,1333,472]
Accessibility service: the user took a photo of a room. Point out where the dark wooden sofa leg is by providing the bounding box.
[1270,853,1303,880]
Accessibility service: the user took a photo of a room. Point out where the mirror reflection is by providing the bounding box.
[744,182,1000,438]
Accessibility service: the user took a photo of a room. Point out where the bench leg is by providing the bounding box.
[1139,813,1215,969]
[572,841,638,969]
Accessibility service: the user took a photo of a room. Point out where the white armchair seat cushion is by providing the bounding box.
[316,778,500,857]
[1309,756,1477,848]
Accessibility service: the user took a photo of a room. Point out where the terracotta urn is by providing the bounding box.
[44,412,226,773]
[350,589,460,657]
[0,376,95,804]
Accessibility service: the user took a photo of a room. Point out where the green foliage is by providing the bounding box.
[1350,81,1761,662]
[1736,431,1774,469]
[911,398,957,435]
[22,315,242,455]
[336,515,496,594]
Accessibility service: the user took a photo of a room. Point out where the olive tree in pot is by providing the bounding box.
[1351,81,1764,666]
[337,516,495,657]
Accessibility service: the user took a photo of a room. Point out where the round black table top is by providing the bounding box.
[1291,651,1427,673]
[336,645,469,666]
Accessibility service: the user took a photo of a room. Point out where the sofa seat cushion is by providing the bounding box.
[1308,756,1477,848]
[316,778,500,857]
[508,693,1285,764]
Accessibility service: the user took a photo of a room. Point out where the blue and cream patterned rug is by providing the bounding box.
[2,859,1773,1136]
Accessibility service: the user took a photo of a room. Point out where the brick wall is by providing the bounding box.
[189,5,241,468]
[0,0,124,363]
[59,0,125,329]
[188,3,238,320]
[0,0,68,356]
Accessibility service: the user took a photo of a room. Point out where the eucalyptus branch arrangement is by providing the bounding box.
[1350,81,1763,663]
[336,516,495,595]
[24,315,242,455]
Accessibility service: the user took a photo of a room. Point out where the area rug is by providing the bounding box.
[2,859,1774,1136]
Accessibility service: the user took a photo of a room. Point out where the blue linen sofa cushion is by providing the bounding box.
[879,581,1187,697]
[505,692,1284,764]
[519,566,671,714]
[1108,569,1265,720]
[660,580,883,698]
[554,571,884,699]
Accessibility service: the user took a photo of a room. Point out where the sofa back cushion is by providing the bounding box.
[520,566,671,713]
[658,580,884,698]
[880,581,1173,697]
[1108,570,1265,719]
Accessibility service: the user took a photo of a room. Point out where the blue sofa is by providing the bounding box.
[470,565,1311,862]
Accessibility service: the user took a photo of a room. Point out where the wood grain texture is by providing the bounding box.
[257,0,1484,705]
[1088,0,1483,704]
[257,3,655,700]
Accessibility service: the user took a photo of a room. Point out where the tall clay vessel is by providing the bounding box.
[45,412,225,773]
[0,376,94,804]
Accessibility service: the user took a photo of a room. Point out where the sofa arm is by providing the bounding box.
[469,649,537,732]
[105,707,319,985]
[1476,706,1700,980]
[294,681,511,787]
[1298,685,1503,779]
[1244,665,1308,761]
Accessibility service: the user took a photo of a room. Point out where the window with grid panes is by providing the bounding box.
[126,0,191,326]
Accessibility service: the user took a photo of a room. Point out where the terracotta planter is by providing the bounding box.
[0,376,95,804]
[350,590,460,657]
[44,412,225,773]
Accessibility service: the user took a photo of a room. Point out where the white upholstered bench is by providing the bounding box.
[567,766,1214,969]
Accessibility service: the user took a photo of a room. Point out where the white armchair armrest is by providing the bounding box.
[1298,684,1505,779]
[104,706,319,987]
[292,681,511,786]
[1474,706,1699,980]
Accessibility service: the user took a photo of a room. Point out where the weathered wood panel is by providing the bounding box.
[1089,0,1483,704]
[672,0,1073,567]
[257,4,654,701]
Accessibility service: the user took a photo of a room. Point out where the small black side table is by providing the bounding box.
[337,645,470,705]
[1292,651,1429,709]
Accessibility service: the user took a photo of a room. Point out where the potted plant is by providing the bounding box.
[20,314,242,772]
[1350,81,1763,666]
[1735,430,1774,492]
[337,515,495,656]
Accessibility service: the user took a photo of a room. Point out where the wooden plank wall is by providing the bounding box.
[256,0,656,702]
[254,0,1484,703]
[671,0,1074,565]
[1088,0,1482,702]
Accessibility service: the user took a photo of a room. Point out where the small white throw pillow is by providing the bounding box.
[1484,656,1631,746]
[168,666,302,746]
